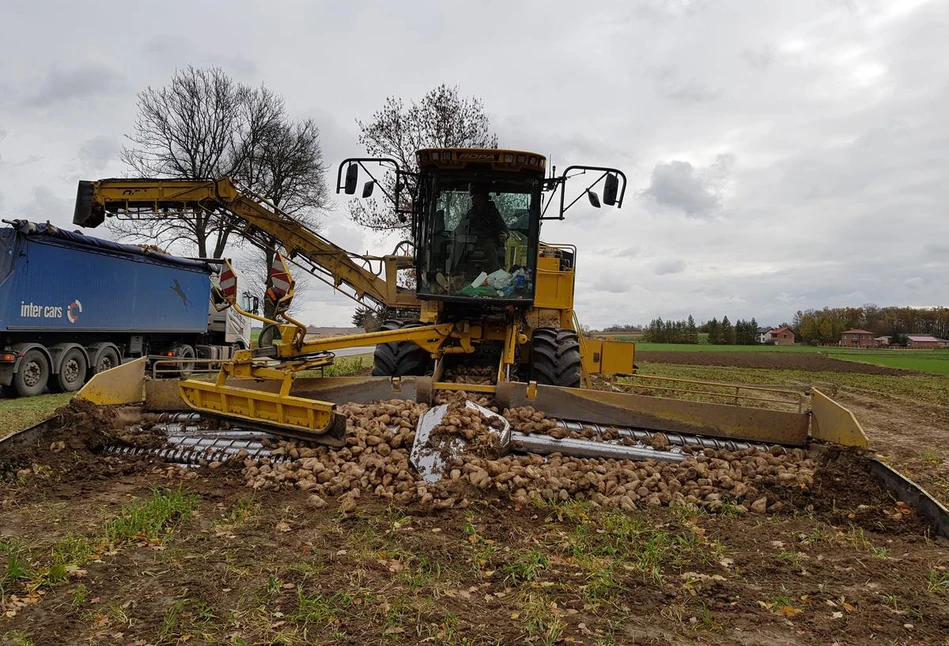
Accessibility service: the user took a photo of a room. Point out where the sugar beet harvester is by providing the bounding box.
[69,148,869,465]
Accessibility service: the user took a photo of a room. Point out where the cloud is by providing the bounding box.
[78,135,119,171]
[0,0,946,327]
[20,187,71,225]
[143,37,258,77]
[651,65,720,103]
[923,243,949,258]
[740,46,777,70]
[594,246,642,258]
[25,63,127,107]
[642,156,732,219]
[653,259,687,275]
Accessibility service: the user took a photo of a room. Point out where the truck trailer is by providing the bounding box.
[0,220,251,397]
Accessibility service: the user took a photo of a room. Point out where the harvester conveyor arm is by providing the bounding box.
[287,322,463,358]
[75,178,418,310]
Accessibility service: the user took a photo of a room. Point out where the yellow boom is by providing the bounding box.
[75,178,418,310]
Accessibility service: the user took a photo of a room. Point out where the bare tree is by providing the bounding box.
[351,84,498,234]
[237,118,329,319]
[113,67,330,321]
[114,67,250,257]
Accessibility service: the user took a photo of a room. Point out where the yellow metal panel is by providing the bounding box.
[76,357,146,405]
[144,379,187,411]
[178,379,341,437]
[582,339,603,374]
[810,388,869,448]
[600,340,635,375]
[496,382,810,446]
[534,269,574,309]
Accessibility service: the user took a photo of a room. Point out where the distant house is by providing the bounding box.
[874,336,891,347]
[757,327,773,344]
[770,326,795,346]
[906,335,941,349]
[840,329,875,348]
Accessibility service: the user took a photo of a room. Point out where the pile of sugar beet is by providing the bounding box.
[208,391,825,514]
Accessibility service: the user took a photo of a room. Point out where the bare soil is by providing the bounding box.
[2,409,948,645]
[637,351,913,375]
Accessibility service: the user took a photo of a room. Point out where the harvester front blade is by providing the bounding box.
[178,379,346,446]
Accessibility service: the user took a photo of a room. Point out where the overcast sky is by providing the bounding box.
[1,0,946,328]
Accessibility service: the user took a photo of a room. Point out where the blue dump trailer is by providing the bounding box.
[0,220,251,397]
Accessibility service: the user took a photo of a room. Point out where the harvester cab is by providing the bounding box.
[338,149,626,308]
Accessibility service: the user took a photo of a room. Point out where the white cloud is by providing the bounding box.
[0,0,945,327]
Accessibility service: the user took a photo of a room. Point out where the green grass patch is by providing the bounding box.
[635,362,949,407]
[1,538,33,597]
[0,630,34,646]
[156,598,217,644]
[104,488,200,545]
[503,549,548,586]
[298,353,372,378]
[520,593,566,645]
[293,588,357,626]
[0,393,72,439]
[928,568,949,595]
[825,349,949,376]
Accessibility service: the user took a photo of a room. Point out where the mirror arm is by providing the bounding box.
[561,171,609,216]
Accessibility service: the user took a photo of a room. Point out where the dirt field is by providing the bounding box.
[636,351,914,375]
[2,397,948,645]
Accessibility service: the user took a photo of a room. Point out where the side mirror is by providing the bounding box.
[344,164,359,195]
[362,180,375,198]
[587,190,602,209]
[603,174,619,206]
[252,296,260,315]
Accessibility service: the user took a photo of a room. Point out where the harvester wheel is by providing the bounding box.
[372,320,430,377]
[531,328,582,388]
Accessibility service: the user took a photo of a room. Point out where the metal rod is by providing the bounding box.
[511,432,685,463]
[555,420,755,452]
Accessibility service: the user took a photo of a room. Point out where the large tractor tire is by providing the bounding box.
[530,328,582,388]
[372,320,430,377]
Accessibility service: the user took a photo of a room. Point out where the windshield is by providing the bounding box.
[417,174,539,301]
[0,229,15,283]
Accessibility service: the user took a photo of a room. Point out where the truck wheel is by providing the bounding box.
[175,345,196,377]
[372,320,430,377]
[14,348,50,397]
[92,346,121,375]
[52,347,89,393]
[530,328,582,388]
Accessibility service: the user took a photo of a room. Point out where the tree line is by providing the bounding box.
[704,317,760,345]
[642,316,760,345]
[793,306,949,344]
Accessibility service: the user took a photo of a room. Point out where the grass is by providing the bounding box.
[503,549,548,586]
[156,598,217,644]
[104,488,200,545]
[597,338,949,376]
[928,568,949,595]
[293,588,356,626]
[0,392,72,439]
[1,538,32,597]
[635,362,949,407]
[0,631,34,646]
[520,593,566,646]
[824,349,949,376]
